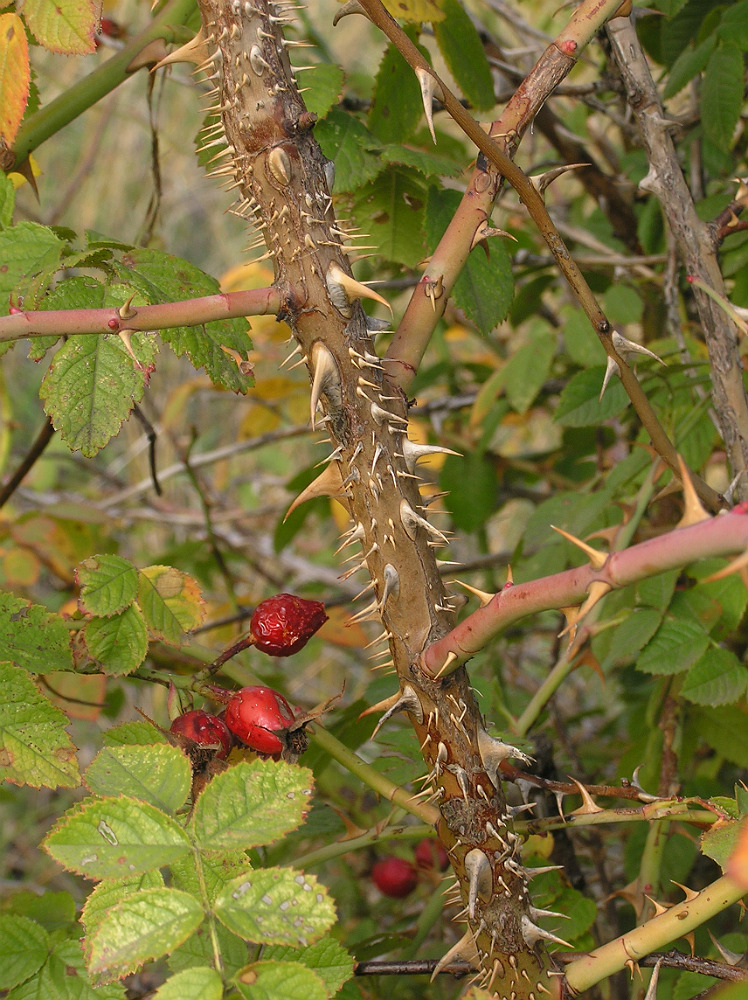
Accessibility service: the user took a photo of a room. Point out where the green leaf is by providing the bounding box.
[602,607,663,669]
[83,888,204,986]
[170,851,253,905]
[21,0,98,54]
[0,171,15,229]
[1,889,76,932]
[439,451,496,533]
[503,332,556,414]
[76,554,139,617]
[380,144,461,178]
[82,872,165,933]
[314,109,382,193]
[0,914,50,990]
[368,39,424,143]
[690,705,748,767]
[352,166,428,266]
[660,0,724,67]
[5,938,126,1000]
[82,604,149,676]
[191,759,313,851]
[234,960,328,1000]
[716,0,748,46]
[636,617,710,676]
[296,63,344,120]
[0,661,80,789]
[108,247,253,393]
[425,186,513,334]
[0,222,64,314]
[138,565,205,644]
[433,0,494,110]
[85,744,191,814]
[39,331,157,457]
[0,593,72,672]
[700,819,742,872]
[103,720,170,747]
[637,569,679,610]
[663,32,715,98]
[215,868,336,947]
[43,795,191,879]
[262,938,355,995]
[681,647,748,707]
[554,367,629,427]
[701,41,743,152]
[153,967,224,1000]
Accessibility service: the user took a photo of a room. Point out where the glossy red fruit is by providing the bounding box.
[414,838,449,872]
[371,857,419,898]
[224,685,296,754]
[250,593,328,657]
[170,710,232,759]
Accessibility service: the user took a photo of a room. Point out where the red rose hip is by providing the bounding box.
[170,709,232,759]
[371,856,419,898]
[224,685,296,754]
[414,837,449,871]
[250,593,327,656]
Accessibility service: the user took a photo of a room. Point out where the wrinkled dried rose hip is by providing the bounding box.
[250,593,328,656]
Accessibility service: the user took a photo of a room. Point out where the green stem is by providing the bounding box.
[9,0,198,167]
[310,725,440,827]
[293,821,434,870]
[402,878,449,959]
[192,845,225,981]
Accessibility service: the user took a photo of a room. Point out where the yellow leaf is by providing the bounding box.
[380,0,445,22]
[0,13,30,146]
[21,0,98,55]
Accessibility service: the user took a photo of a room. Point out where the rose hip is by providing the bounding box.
[224,685,296,755]
[170,709,232,759]
[250,593,327,657]
[371,856,419,898]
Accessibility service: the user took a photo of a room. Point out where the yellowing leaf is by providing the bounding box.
[727,817,748,889]
[0,14,30,146]
[380,0,445,22]
[21,0,98,55]
[138,566,205,645]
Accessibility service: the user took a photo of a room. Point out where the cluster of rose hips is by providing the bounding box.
[170,593,327,758]
[371,839,450,898]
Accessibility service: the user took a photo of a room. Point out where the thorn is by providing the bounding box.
[470,219,517,251]
[531,161,590,195]
[400,437,460,473]
[611,330,665,367]
[551,525,607,570]
[599,355,621,400]
[284,463,344,520]
[429,930,478,981]
[644,895,672,918]
[309,341,341,430]
[152,28,209,71]
[672,881,700,902]
[563,579,611,629]
[520,915,572,950]
[433,650,459,679]
[415,66,444,144]
[477,726,533,787]
[463,849,492,921]
[643,958,663,1000]
[118,294,138,320]
[326,262,391,317]
[676,454,711,527]
[279,342,303,369]
[379,563,400,610]
[451,579,494,606]
[569,777,604,815]
[399,499,449,543]
[529,906,570,922]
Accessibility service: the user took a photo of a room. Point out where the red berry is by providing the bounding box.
[414,838,449,872]
[224,685,296,754]
[250,593,328,657]
[371,857,419,898]
[170,710,232,759]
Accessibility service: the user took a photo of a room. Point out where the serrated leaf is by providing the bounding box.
[84,888,204,986]
[170,851,253,905]
[153,967,224,1000]
[663,32,715,98]
[701,819,742,872]
[681,647,748,707]
[352,167,428,266]
[215,868,336,947]
[40,332,157,456]
[0,914,50,990]
[263,938,355,994]
[701,42,743,152]
[0,14,30,147]
[21,0,98,54]
[82,604,149,676]
[660,0,724,67]
[138,565,204,644]
[315,109,382,193]
[636,617,710,675]
[82,872,165,932]
[369,40,424,144]
[77,554,139,617]
[103,721,170,747]
[234,960,328,1000]
[0,661,80,789]
[0,222,64,313]
[690,705,748,768]
[380,144,461,178]
[433,0,494,110]
[108,247,253,393]
[6,937,126,1000]
[503,332,556,414]
[43,795,191,879]
[602,608,663,668]
[554,366,629,427]
[425,186,513,334]
[85,744,191,814]
[716,0,748,47]
[0,593,72,672]
[191,759,313,851]
[297,63,344,120]
[1,889,76,931]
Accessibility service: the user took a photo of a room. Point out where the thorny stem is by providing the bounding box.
[0,287,280,343]
[310,725,439,827]
[564,875,747,993]
[5,0,199,169]
[360,0,723,511]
